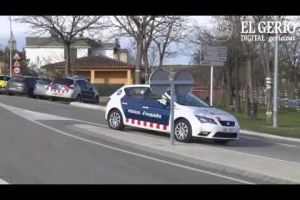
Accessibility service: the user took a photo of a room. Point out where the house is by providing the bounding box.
[41,55,134,85]
[25,35,128,68]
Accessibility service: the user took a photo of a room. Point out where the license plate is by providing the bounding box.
[224,128,235,133]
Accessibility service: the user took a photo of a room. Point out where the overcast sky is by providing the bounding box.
[0,16,212,64]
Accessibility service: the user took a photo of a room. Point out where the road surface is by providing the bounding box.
[0,95,300,184]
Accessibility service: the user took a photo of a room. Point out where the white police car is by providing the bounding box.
[105,85,240,144]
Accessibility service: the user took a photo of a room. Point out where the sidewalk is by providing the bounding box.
[69,102,300,143]
[69,123,300,183]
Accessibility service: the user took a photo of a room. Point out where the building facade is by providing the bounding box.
[25,36,128,68]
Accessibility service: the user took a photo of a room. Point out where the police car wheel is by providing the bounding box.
[75,95,81,102]
[108,109,124,130]
[94,96,99,104]
[174,119,192,143]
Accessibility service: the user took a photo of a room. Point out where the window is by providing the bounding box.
[38,79,51,85]
[146,89,169,107]
[167,92,210,108]
[11,76,25,83]
[53,78,73,86]
[76,80,88,90]
[124,87,148,99]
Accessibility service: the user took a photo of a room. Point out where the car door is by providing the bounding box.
[121,87,148,126]
[84,80,96,102]
[143,89,170,131]
[75,80,89,101]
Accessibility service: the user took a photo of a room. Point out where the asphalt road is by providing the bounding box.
[0,94,300,184]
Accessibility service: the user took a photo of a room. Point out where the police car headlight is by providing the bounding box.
[196,116,217,124]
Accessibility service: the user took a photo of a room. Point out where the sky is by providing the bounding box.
[0,16,213,64]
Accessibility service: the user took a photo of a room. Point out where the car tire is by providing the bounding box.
[75,95,81,102]
[94,96,99,104]
[214,140,230,145]
[174,118,192,143]
[28,89,35,98]
[108,109,125,130]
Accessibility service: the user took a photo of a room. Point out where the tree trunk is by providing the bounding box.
[64,42,71,76]
[225,64,233,107]
[135,38,143,84]
[295,67,298,89]
[235,57,241,113]
[158,54,163,69]
[143,49,150,84]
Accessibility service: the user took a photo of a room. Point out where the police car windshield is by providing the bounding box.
[167,91,210,108]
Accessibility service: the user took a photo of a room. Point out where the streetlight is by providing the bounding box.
[9,16,12,77]
[273,22,279,127]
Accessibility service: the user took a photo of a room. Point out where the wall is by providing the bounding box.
[76,48,89,58]
[90,49,114,58]
[25,47,65,68]
[94,71,128,84]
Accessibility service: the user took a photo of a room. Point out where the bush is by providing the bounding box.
[92,84,124,96]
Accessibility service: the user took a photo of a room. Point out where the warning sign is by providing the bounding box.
[13,53,20,60]
[13,60,21,67]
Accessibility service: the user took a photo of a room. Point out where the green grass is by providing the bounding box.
[223,107,300,138]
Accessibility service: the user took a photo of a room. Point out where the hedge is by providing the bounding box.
[92,84,124,96]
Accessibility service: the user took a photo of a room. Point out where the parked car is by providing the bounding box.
[105,84,240,144]
[33,78,52,99]
[0,75,11,94]
[6,76,39,97]
[47,76,100,104]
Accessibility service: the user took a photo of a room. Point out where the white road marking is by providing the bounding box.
[0,102,253,184]
[0,179,9,184]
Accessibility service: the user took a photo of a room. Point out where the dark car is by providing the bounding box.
[6,76,39,97]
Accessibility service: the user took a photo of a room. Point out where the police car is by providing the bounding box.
[105,85,240,144]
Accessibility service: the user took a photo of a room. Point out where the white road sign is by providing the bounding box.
[204,55,227,62]
[13,67,20,74]
[202,46,227,53]
[13,60,21,67]
[201,60,225,66]
[201,46,228,65]
[13,53,20,60]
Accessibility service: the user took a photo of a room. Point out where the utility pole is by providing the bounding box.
[9,16,12,77]
[273,26,279,127]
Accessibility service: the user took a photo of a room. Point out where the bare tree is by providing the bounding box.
[16,16,104,76]
[281,31,300,92]
[152,16,188,69]
[111,16,156,84]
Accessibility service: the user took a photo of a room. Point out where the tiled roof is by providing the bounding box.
[41,55,135,70]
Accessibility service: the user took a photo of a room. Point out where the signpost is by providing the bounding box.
[149,69,194,145]
[200,46,227,106]
[13,53,21,75]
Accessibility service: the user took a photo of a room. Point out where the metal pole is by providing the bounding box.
[170,71,175,145]
[273,31,279,127]
[210,65,214,106]
[9,16,12,77]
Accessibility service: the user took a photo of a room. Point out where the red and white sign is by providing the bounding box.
[13,67,20,74]
[13,53,20,60]
[13,60,20,67]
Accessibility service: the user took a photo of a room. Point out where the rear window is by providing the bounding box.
[10,76,26,83]
[37,79,51,85]
[53,78,73,86]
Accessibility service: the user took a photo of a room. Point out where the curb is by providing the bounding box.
[69,102,300,143]
[69,102,106,111]
[240,129,300,143]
